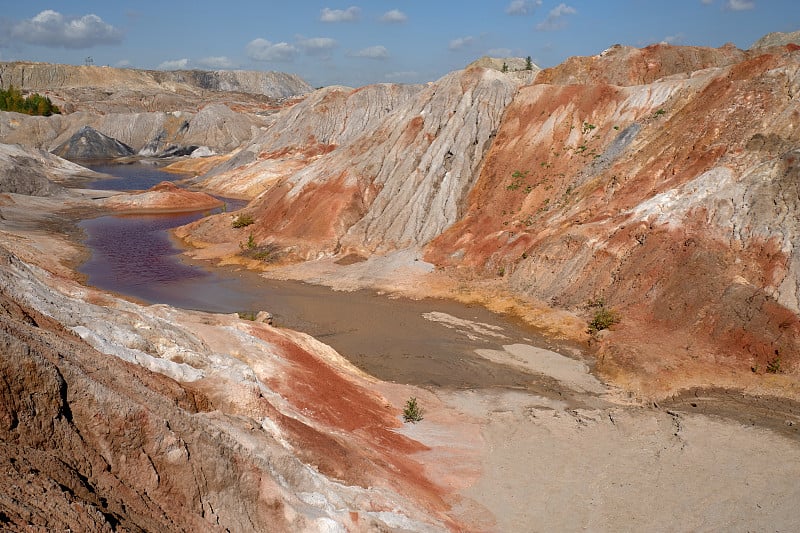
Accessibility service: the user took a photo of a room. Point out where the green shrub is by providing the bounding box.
[402,397,423,423]
[588,307,619,333]
[766,355,782,374]
[232,214,254,228]
[0,85,60,116]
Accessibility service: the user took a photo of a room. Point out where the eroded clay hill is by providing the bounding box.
[0,62,312,157]
[183,40,800,396]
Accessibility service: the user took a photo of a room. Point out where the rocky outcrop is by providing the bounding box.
[51,125,134,160]
[752,30,800,50]
[467,56,540,85]
[0,62,312,99]
[0,142,98,195]
[535,42,746,86]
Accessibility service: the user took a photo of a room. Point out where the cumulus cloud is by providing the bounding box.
[506,0,542,15]
[158,58,189,70]
[246,38,297,62]
[380,9,408,23]
[448,36,474,51]
[725,0,754,9]
[350,45,389,59]
[535,3,577,31]
[320,6,361,22]
[198,56,235,69]
[10,10,123,49]
[297,37,337,57]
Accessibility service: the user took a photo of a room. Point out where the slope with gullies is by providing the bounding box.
[183,38,800,397]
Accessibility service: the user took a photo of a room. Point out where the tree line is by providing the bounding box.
[0,86,61,116]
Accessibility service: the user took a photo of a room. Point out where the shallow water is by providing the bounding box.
[79,163,571,389]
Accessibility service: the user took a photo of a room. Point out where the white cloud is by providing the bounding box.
[701,0,714,4]
[297,37,338,56]
[725,0,754,10]
[506,0,542,15]
[11,10,123,49]
[246,38,297,62]
[449,36,475,51]
[380,9,408,23]
[115,59,132,68]
[158,58,189,70]
[320,6,361,22]
[535,3,577,31]
[198,56,236,69]
[350,45,389,59]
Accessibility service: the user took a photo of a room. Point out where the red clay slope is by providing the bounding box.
[426,44,800,394]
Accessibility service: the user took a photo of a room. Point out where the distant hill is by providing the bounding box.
[0,61,312,99]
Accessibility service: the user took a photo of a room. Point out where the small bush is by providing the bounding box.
[588,307,619,333]
[239,241,280,263]
[403,397,423,423]
[766,355,782,374]
[232,214,254,228]
[238,311,256,321]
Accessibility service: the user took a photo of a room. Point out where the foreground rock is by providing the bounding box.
[0,243,461,531]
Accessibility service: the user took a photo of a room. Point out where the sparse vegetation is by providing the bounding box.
[525,56,533,70]
[0,85,60,116]
[588,306,620,333]
[502,62,508,73]
[232,213,255,228]
[653,108,666,118]
[239,238,281,263]
[582,122,596,134]
[238,311,256,321]
[766,354,782,374]
[402,397,424,423]
[506,170,529,191]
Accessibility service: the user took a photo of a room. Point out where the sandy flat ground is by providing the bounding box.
[389,342,800,532]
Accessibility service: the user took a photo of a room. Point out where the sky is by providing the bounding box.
[0,1,798,88]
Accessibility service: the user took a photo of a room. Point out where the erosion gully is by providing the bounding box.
[78,163,579,391]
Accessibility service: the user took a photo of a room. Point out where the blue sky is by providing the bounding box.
[0,1,797,88]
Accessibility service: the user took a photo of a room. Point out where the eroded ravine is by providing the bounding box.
[77,163,588,392]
